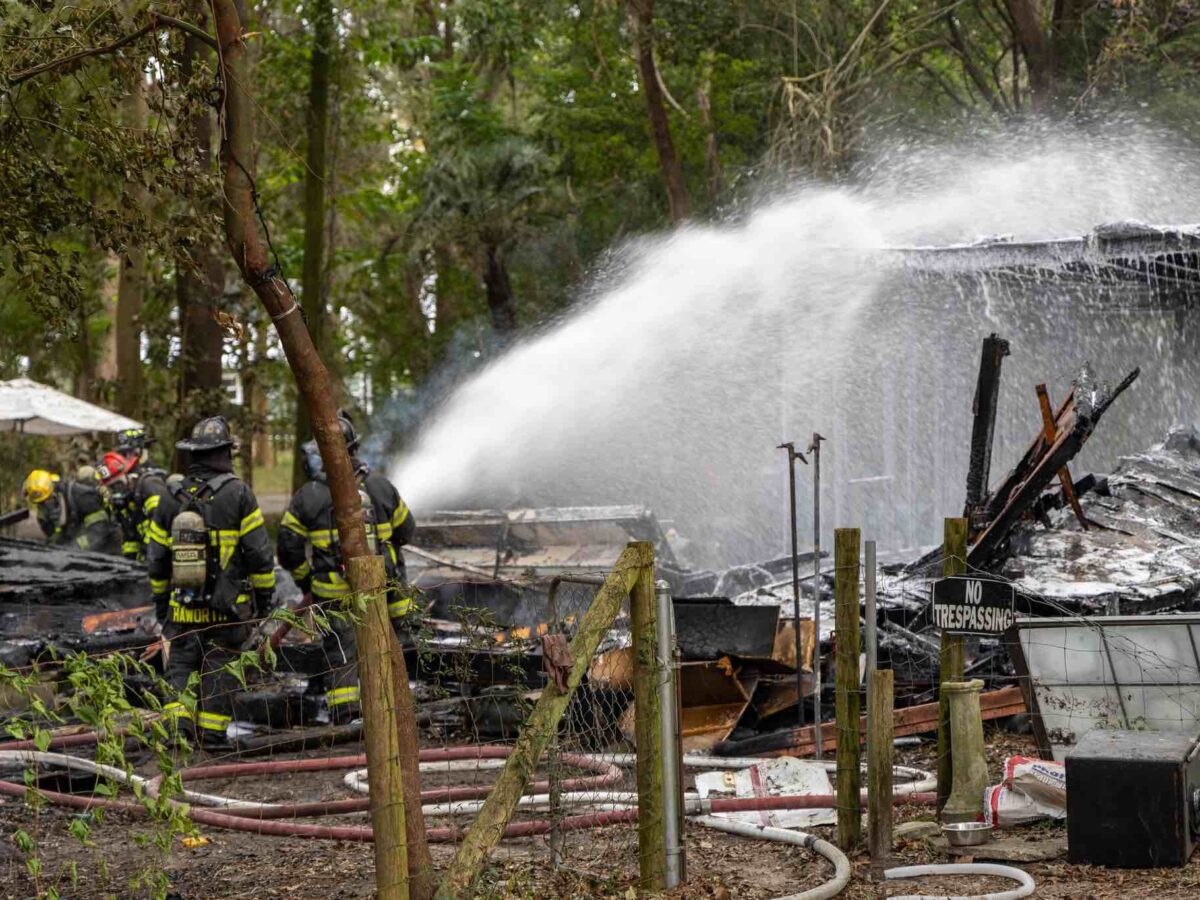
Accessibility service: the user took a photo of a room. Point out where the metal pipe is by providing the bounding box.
[865,540,877,675]
[808,432,825,759]
[778,441,808,729]
[656,579,683,888]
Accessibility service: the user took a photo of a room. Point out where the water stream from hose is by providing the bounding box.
[391,128,1200,567]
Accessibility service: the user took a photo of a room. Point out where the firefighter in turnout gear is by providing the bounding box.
[145,417,276,747]
[276,412,417,723]
[97,449,171,560]
[23,468,122,554]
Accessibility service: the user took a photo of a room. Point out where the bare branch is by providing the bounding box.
[7,13,216,87]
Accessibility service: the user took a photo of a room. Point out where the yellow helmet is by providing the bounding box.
[23,470,59,505]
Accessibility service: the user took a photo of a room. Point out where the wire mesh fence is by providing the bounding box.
[0,560,665,896]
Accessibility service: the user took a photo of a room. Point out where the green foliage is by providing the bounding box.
[0,0,1198,458]
[0,650,198,899]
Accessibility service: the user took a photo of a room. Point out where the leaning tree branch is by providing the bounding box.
[7,13,216,86]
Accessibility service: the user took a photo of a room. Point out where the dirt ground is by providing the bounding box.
[3,733,1200,898]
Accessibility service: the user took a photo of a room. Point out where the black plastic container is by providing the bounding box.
[1066,729,1200,868]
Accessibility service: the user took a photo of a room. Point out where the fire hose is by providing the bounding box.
[0,748,934,831]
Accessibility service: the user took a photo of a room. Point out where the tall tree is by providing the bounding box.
[176,12,226,433]
[293,0,336,490]
[627,0,691,223]
[115,78,149,418]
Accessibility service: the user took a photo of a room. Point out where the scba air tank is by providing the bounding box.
[171,509,209,590]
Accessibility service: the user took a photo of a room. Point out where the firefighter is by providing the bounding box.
[22,468,122,554]
[97,451,171,560]
[145,417,276,747]
[276,412,417,723]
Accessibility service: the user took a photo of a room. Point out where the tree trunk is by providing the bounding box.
[115,80,148,418]
[292,0,334,491]
[483,244,517,333]
[253,324,270,467]
[1006,0,1054,108]
[75,302,94,401]
[209,4,434,895]
[176,17,225,445]
[96,254,120,384]
[627,0,690,224]
[696,50,722,204]
[238,326,254,485]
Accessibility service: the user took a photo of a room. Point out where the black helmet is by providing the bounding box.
[338,410,360,453]
[116,427,154,452]
[176,416,235,451]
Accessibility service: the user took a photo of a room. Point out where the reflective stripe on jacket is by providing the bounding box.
[145,467,275,626]
[276,462,415,614]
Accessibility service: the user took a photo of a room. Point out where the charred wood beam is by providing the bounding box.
[964,333,1010,533]
[969,367,1139,568]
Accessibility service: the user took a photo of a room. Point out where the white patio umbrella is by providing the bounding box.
[0,377,142,436]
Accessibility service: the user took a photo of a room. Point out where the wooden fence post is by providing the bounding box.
[834,527,861,848]
[938,517,968,814]
[867,668,894,870]
[631,545,665,891]
[348,555,408,900]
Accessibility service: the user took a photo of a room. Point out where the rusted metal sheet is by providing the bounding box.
[409,505,678,586]
[619,656,757,752]
[750,678,813,719]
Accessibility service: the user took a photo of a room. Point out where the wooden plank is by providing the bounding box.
[867,669,894,870]
[757,686,1026,758]
[1036,383,1088,530]
[631,558,665,890]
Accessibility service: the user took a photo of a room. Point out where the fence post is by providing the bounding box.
[631,546,666,891]
[938,517,968,814]
[867,668,894,871]
[656,579,683,888]
[348,555,408,900]
[834,527,861,848]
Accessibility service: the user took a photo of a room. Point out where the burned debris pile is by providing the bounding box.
[0,538,150,668]
[6,324,1200,765]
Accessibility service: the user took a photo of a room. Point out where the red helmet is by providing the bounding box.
[96,452,131,486]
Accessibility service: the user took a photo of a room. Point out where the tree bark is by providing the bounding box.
[483,244,517,333]
[696,50,722,204]
[209,3,432,894]
[292,0,334,491]
[627,0,690,224]
[176,16,225,435]
[115,79,148,418]
[1005,0,1054,108]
